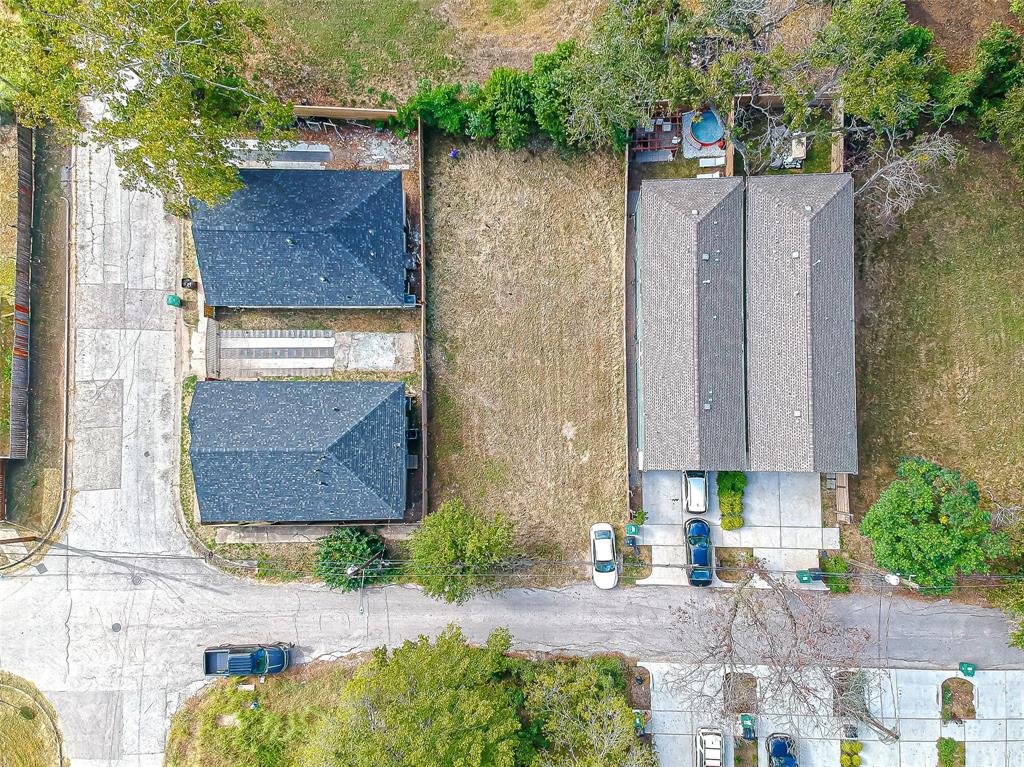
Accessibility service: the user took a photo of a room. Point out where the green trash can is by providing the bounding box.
[166,294,183,308]
[959,662,977,677]
[626,523,640,537]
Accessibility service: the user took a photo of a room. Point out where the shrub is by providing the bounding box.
[720,513,743,531]
[717,471,748,495]
[633,508,646,526]
[314,528,396,591]
[821,554,851,593]
[851,756,861,767]
[396,80,470,135]
[468,68,536,150]
[937,737,961,767]
[840,755,852,767]
[531,41,576,146]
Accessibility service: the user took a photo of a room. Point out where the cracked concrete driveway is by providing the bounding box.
[0,141,1022,766]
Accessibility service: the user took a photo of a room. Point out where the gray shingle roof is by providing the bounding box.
[637,178,748,471]
[745,174,858,473]
[192,169,407,308]
[189,381,408,523]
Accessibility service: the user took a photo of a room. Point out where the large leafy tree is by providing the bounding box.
[524,659,658,767]
[0,0,292,212]
[860,458,1010,593]
[303,627,522,767]
[407,497,516,604]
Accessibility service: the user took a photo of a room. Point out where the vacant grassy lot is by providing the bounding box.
[425,139,626,558]
[0,671,63,767]
[0,125,17,451]
[854,142,1024,521]
[250,0,603,102]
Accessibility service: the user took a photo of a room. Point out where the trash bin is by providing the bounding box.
[166,294,183,308]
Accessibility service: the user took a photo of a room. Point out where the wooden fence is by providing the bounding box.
[9,126,33,460]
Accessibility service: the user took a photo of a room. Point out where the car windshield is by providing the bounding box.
[594,530,612,540]
[692,569,712,583]
[253,649,268,674]
[687,534,707,546]
[595,561,616,573]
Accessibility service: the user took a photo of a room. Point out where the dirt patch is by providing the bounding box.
[627,663,651,709]
[716,546,755,584]
[941,678,976,723]
[622,543,652,586]
[215,307,420,335]
[734,737,758,767]
[425,138,626,558]
[907,1,1021,72]
[854,140,1024,525]
[725,672,758,714]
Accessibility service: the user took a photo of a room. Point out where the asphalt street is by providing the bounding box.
[0,138,1021,766]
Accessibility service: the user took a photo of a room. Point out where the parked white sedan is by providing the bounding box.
[590,523,619,589]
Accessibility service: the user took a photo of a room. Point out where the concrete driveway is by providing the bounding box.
[1,138,1023,766]
[642,663,1024,767]
[637,470,837,587]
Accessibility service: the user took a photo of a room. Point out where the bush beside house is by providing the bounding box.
[717,471,747,531]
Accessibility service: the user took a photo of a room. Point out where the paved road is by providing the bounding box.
[0,139,1022,766]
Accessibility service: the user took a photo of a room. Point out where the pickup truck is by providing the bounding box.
[203,643,292,677]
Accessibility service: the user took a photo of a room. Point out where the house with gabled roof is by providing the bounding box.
[635,173,857,475]
[191,168,409,309]
[188,380,409,524]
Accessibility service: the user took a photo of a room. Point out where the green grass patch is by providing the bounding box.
[250,0,458,99]
[820,554,851,593]
[855,142,1024,515]
[488,0,549,22]
[0,671,62,767]
[937,737,965,767]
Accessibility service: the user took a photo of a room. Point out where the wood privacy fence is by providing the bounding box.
[10,126,33,460]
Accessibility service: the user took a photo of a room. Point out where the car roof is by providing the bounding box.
[594,538,615,561]
[687,519,711,534]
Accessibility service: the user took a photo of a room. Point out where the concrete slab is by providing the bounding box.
[821,527,840,550]
[641,470,684,526]
[640,524,685,547]
[335,331,416,372]
[74,379,124,430]
[967,741,1007,767]
[898,740,937,767]
[124,289,173,330]
[48,690,123,760]
[739,526,781,548]
[778,472,822,526]
[742,472,783,527]
[965,719,1006,741]
[76,283,125,329]
[1008,740,1024,766]
[638,544,689,586]
[72,425,123,490]
[780,526,822,549]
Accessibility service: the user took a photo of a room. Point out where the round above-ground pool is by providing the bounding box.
[690,109,724,146]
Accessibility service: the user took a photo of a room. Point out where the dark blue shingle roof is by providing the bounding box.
[192,169,407,307]
[189,381,408,523]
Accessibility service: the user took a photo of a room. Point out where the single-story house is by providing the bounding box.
[636,173,857,475]
[188,380,409,524]
[191,168,409,309]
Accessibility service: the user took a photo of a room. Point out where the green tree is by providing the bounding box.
[0,0,292,213]
[936,23,1024,123]
[304,626,522,767]
[860,458,1010,593]
[395,80,470,136]
[985,83,1024,174]
[524,659,655,767]
[408,497,516,604]
[314,527,396,591]
[812,0,941,130]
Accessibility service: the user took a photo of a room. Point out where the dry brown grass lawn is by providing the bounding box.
[0,671,64,767]
[425,138,626,558]
[854,141,1024,522]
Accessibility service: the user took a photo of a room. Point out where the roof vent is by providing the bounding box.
[702,253,710,260]
[794,410,802,417]
[285,237,294,246]
[792,251,800,258]
[793,290,800,296]
[703,403,711,411]
[702,279,711,285]
[804,204,812,212]
[691,209,699,216]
